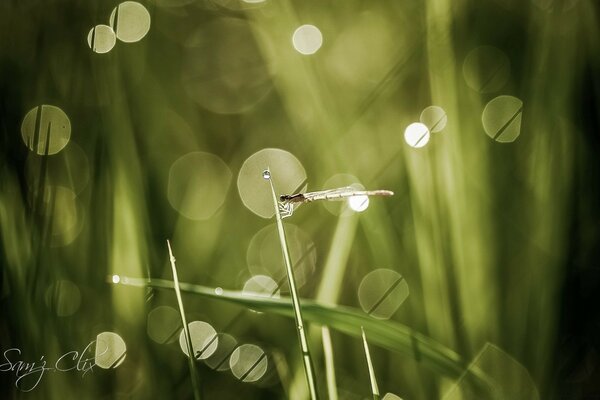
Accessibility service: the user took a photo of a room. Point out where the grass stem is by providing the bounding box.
[264,169,319,400]
[167,239,202,400]
[322,326,339,400]
[361,327,380,400]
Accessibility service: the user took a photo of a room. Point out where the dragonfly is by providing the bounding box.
[278,186,394,218]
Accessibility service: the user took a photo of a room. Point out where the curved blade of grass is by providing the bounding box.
[114,276,492,393]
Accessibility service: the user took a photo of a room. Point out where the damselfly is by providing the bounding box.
[278,187,394,218]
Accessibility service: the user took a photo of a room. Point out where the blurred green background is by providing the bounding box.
[1,0,599,398]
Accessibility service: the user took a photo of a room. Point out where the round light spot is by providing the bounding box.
[109,1,151,43]
[463,46,510,93]
[482,95,523,143]
[40,186,84,247]
[247,223,316,292]
[237,148,307,219]
[404,122,430,148]
[383,394,403,400]
[229,344,268,382]
[532,0,579,13]
[321,174,364,217]
[262,170,271,180]
[215,287,223,295]
[44,280,81,317]
[168,152,232,220]
[26,141,90,196]
[242,275,280,298]
[204,334,238,371]
[348,195,369,212]
[182,18,273,114]
[112,275,121,284]
[292,25,323,55]
[155,0,195,7]
[21,105,71,155]
[324,12,398,94]
[179,321,218,360]
[87,25,116,54]
[358,269,409,320]
[147,306,181,344]
[420,106,447,133]
[95,332,127,369]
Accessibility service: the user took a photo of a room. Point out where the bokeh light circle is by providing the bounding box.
[95,332,127,369]
[532,0,579,12]
[25,141,90,196]
[21,105,71,155]
[292,25,323,55]
[383,394,403,400]
[44,280,81,317]
[237,148,307,219]
[463,46,510,93]
[247,223,316,292]
[348,195,369,212]
[87,25,117,53]
[229,344,268,382]
[204,334,238,371]
[420,106,447,133]
[358,269,409,320]
[321,174,365,217]
[147,306,181,344]
[482,95,523,143]
[41,186,84,247]
[179,321,218,360]
[168,152,232,220]
[404,122,430,148]
[242,275,280,298]
[109,1,151,43]
[182,18,273,114]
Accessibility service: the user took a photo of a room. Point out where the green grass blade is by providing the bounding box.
[264,169,320,400]
[167,240,202,400]
[361,327,380,400]
[322,326,339,400]
[114,276,492,393]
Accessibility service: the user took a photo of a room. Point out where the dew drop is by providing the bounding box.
[262,170,271,180]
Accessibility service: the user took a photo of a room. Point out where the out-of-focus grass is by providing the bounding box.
[0,0,598,399]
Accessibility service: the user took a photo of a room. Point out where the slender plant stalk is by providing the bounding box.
[167,240,202,400]
[264,169,319,400]
[322,326,339,400]
[361,327,380,400]
[290,213,358,400]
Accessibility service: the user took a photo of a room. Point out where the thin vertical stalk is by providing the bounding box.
[167,240,202,400]
[361,327,380,400]
[322,326,339,400]
[264,169,319,400]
